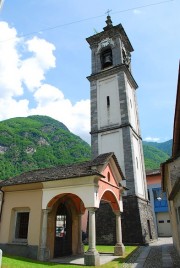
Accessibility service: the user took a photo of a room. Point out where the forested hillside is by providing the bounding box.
[143,143,170,171]
[143,140,172,156]
[0,115,172,180]
[0,115,91,180]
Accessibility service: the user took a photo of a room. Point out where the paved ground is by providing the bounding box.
[51,237,180,267]
[51,253,119,265]
[124,237,180,268]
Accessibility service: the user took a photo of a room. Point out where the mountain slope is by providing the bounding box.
[143,143,170,171]
[143,140,172,156]
[0,115,173,179]
[0,115,91,180]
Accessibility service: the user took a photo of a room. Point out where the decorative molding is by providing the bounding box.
[87,64,138,89]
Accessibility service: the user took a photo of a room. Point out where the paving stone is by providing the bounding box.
[124,237,180,268]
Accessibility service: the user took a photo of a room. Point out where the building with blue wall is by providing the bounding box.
[147,170,172,237]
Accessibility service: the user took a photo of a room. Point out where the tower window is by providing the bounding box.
[101,48,113,69]
[107,96,110,107]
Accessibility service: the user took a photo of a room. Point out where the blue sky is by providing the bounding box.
[0,0,179,144]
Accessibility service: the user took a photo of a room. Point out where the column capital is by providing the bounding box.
[114,210,122,216]
[42,208,51,214]
[86,207,97,213]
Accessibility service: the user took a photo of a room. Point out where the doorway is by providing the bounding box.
[54,203,72,257]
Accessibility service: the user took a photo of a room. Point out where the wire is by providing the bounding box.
[0,0,175,42]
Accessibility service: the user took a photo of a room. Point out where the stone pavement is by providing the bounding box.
[124,237,180,268]
[51,253,119,266]
[51,237,180,267]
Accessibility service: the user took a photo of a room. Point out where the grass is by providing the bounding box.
[2,245,138,268]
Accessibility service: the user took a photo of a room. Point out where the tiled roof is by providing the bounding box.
[0,152,123,187]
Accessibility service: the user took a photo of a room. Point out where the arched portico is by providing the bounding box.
[37,153,125,266]
[99,190,125,256]
[39,193,85,261]
[85,186,125,266]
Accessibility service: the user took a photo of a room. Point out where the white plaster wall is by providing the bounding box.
[98,129,125,175]
[126,79,138,132]
[132,135,145,197]
[42,178,100,209]
[97,75,121,128]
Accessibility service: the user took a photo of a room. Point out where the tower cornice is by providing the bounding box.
[86,24,133,52]
[90,122,142,141]
[87,64,138,89]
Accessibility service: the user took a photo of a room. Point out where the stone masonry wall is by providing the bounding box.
[122,196,157,244]
[95,202,116,245]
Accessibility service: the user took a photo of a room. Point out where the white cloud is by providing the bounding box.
[144,137,160,142]
[20,37,56,91]
[0,97,29,120]
[34,84,64,105]
[0,22,22,98]
[0,21,90,143]
[31,84,90,142]
[26,37,56,69]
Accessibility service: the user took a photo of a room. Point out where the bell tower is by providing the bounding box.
[86,16,156,243]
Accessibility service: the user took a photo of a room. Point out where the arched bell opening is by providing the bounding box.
[100,48,113,69]
[96,190,120,245]
[46,193,85,258]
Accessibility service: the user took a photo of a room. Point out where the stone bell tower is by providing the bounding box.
[86,16,156,244]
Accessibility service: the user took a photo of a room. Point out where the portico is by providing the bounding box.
[0,152,125,266]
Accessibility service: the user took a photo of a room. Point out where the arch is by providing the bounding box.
[100,47,113,69]
[46,193,86,258]
[100,189,120,212]
[47,193,86,214]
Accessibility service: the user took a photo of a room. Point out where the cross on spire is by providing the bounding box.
[105,9,112,16]
[103,9,113,30]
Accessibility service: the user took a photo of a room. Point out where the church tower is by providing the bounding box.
[86,16,156,243]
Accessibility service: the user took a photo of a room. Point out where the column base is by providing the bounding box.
[84,250,100,266]
[38,247,50,261]
[78,243,84,254]
[114,243,125,256]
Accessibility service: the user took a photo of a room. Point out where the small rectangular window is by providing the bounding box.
[107,96,110,107]
[15,212,29,240]
[159,220,164,223]
[167,220,170,223]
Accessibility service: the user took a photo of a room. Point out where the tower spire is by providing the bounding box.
[103,10,113,30]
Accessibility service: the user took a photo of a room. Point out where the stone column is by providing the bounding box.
[84,208,100,266]
[39,209,50,261]
[114,211,125,256]
[78,214,84,254]
[0,249,2,268]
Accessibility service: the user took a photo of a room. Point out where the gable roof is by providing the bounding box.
[0,152,124,187]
